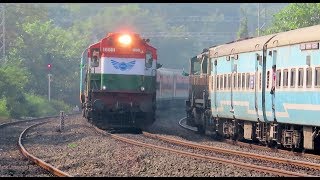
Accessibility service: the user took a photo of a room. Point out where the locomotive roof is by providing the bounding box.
[209,34,276,58]
[267,24,320,48]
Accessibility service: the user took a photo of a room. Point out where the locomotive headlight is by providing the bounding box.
[140,86,145,91]
[118,34,132,45]
[102,86,106,90]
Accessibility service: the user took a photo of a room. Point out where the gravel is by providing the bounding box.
[20,104,319,177]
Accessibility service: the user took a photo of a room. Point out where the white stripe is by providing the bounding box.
[102,57,145,75]
[214,100,320,118]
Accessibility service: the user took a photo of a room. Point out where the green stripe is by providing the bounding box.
[90,74,156,92]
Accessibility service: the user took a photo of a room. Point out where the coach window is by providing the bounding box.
[216,75,220,90]
[220,75,223,90]
[259,72,262,89]
[145,51,153,68]
[316,67,320,88]
[298,68,304,88]
[276,69,281,88]
[283,69,288,88]
[306,68,312,88]
[238,73,241,89]
[233,74,237,89]
[224,75,227,89]
[228,74,231,89]
[290,68,296,88]
[242,73,245,89]
[246,73,250,89]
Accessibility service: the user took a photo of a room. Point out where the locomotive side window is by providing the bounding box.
[242,73,245,89]
[246,73,250,89]
[145,51,153,68]
[290,68,296,88]
[298,68,304,88]
[276,69,281,88]
[306,68,312,88]
[191,58,201,75]
[283,69,288,88]
[91,49,100,67]
[201,56,208,74]
[315,67,320,87]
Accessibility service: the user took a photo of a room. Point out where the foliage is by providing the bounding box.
[237,7,249,39]
[1,3,289,119]
[0,98,9,118]
[25,93,71,117]
[261,3,320,35]
[4,3,49,53]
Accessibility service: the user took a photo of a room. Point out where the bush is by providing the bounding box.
[25,93,72,117]
[0,98,9,118]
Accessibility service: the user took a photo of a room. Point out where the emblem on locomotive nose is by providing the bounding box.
[111,60,135,71]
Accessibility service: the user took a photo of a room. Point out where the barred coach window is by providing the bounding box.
[298,68,304,88]
[316,67,320,87]
[290,68,296,88]
[276,69,281,88]
[283,69,288,88]
[306,68,312,88]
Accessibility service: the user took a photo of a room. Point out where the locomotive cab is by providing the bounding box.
[186,49,211,134]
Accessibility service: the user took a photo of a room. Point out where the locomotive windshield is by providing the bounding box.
[191,56,201,75]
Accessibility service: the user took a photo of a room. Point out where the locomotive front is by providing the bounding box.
[81,32,157,129]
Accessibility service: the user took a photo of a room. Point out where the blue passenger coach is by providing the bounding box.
[191,25,320,151]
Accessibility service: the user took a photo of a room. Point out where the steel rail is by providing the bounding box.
[18,120,72,177]
[143,131,320,172]
[93,126,312,177]
[179,116,320,161]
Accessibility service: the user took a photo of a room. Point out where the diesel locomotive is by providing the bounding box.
[80,32,158,129]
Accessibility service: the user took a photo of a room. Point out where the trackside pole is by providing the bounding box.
[60,111,64,131]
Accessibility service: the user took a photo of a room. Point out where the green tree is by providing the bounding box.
[237,7,249,39]
[262,3,320,35]
[4,3,49,54]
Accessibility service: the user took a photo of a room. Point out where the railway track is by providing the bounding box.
[179,117,320,160]
[0,116,71,177]
[93,126,315,177]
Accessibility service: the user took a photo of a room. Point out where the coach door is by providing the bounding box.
[230,53,236,118]
[255,51,263,121]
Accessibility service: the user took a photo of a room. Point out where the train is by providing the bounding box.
[186,24,320,151]
[79,32,189,130]
[80,32,158,129]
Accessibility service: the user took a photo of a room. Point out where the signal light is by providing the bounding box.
[118,34,132,45]
[47,64,52,70]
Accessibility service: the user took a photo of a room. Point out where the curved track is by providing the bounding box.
[0,116,71,177]
[18,121,71,177]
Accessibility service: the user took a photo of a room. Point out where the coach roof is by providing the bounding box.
[209,34,276,58]
[267,24,320,48]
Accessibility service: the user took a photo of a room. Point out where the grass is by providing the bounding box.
[0,116,10,124]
